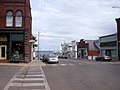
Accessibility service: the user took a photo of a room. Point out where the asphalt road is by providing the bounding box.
[42,59,120,90]
[1,59,120,90]
[0,65,22,90]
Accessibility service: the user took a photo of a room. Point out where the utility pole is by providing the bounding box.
[38,32,40,60]
[112,6,120,60]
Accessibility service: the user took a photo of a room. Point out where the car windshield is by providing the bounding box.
[49,54,57,58]
[43,54,49,57]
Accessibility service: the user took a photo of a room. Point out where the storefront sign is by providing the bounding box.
[0,35,7,41]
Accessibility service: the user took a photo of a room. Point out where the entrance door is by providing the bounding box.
[0,45,7,60]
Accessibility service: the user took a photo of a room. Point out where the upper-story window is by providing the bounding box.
[15,11,22,27]
[6,11,13,27]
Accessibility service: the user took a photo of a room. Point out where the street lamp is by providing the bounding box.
[29,39,35,61]
[29,40,36,43]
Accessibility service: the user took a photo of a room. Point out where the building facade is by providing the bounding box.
[77,39,89,59]
[77,39,99,60]
[86,40,100,60]
[61,41,78,59]
[116,18,120,60]
[99,34,118,60]
[71,41,78,59]
[0,0,32,63]
[61,42,72,58]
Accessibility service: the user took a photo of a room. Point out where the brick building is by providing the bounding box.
[77,39,89,59]
[116,18,120,60]
[77,39,99,60]
[0,0,32,63]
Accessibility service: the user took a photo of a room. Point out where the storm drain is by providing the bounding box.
[4,66,50,90]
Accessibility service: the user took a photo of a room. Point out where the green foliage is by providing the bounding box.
[32,35,37,48]
[32,35,37,42]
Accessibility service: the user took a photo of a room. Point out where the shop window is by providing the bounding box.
[12,41,24,59]
[6,11,13,27]
[100,41,117,47]
[1,47,5,57]
[15,11,22,27]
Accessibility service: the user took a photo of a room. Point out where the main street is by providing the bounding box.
[1,59,120,90]
[43,59,120,90]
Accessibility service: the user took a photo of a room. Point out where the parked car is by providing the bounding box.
[42,54,49,62]
[40,55,43,60]
[95,55,112,61]
[47,54,59,63]
[58,55,67,59]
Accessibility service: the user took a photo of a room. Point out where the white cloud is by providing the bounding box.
[31,0,120,51]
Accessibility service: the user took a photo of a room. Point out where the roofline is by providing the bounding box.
[99,33,117,38]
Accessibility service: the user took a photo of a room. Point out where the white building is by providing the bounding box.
[61,41,78,59]
[71,41,78,59]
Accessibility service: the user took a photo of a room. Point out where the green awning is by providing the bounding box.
[11,34,24,41]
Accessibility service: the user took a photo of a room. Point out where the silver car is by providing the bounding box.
[95,55,112,61]
[47,54,59,63]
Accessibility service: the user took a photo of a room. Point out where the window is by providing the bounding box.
[15,11,22,27]
[6,11,13,27]
[100,41,117,47]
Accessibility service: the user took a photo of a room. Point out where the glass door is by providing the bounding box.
[0,45,7,59]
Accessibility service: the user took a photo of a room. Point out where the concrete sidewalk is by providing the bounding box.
[0,59,46,67]
[0,62,27,67]
[28,59,46,66]
[4,59,48,90]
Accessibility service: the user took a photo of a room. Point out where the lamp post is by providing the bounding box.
[37,32,46,60]
[29,39,35,61]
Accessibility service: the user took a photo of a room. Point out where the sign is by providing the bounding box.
[0,35,7,41]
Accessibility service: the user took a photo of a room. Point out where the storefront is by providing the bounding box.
[99,34,118,60]
[0,30,25,61]
[0,35,7,60]
[118,42,120,60]
[77,48,88,59]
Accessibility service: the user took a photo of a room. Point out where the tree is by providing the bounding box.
[32,35,38,48]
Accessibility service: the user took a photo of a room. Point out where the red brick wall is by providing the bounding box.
[0,60,9,63]
[116,18,120,60]
[77,39,89,49]
[0,0,32,62]
[88,50,99,56]
[116,18,120,41]
[0,0,32,29]
[0,0,25,3]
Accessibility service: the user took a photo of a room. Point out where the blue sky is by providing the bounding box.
[30,0,120,51]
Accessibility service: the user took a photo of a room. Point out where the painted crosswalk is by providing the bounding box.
[4,66,50,90]
[47,63,75,67]
[46,61,120,67]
